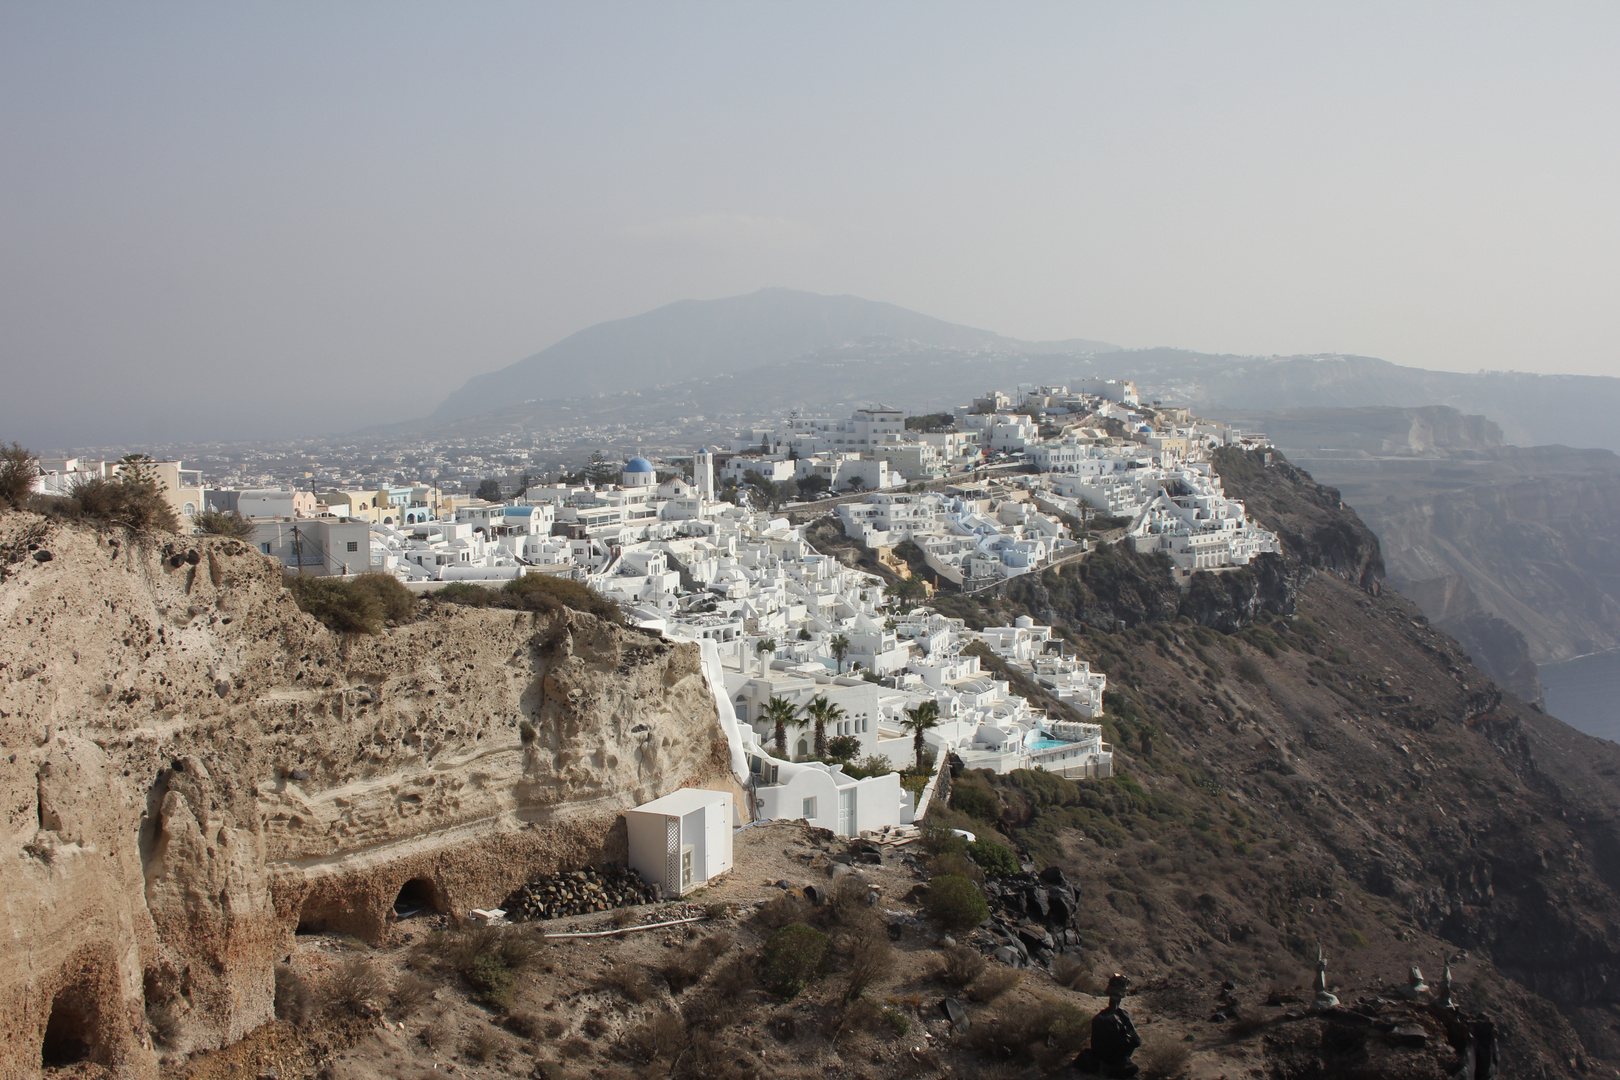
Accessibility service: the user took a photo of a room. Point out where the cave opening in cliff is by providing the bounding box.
[41,982,101,1069]
[394,877,440,919]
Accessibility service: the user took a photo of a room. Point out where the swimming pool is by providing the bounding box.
[1027,737,1072,752]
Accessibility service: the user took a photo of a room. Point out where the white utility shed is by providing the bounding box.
[625,788,734,897]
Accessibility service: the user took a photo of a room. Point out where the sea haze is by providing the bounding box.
[1540,652,1620,745]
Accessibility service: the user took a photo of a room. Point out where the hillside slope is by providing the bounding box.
[0,516,732,1077]
[939,449,1620,1077]
[1217,406,1620,697]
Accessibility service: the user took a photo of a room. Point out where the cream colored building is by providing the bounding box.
[322,489,390,524]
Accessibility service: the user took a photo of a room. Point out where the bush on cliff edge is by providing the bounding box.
[430,571,623,625]
[285,572,418,635]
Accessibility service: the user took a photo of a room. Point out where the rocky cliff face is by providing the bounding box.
[936,449,1620,1075]
[0,515,732,1078]
[1215,406,1620,698]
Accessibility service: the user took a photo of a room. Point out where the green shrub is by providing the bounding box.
[464,952,519,1010]
[431,572,623,623]
[950,772,1003,822]
[502,573,623,623]
[824,735,861,762]
[418,924,547,1011]
[921,822,970,858]
[921,875,990,933]
[195,509,255,538]
[285,572,417,634]
[760,924,828,999]
[1234,656,1266,683]
[882,1008,911,1035]
[434,581,497,606]
[966,838,1019,878]
[841,754,893,780]
[0,443,39,509]
[350,572,417,622]
[285,573,383,634]
[929,852,984,884]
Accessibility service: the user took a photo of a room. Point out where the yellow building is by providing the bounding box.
[322,489,391,524]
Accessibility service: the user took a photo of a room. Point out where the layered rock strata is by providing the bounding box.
[0,516,732,1078]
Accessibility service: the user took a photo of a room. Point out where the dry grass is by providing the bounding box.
[416,924,547,1010]
[145,1000,183,1047]
[662,931,735,993]
[420,1013,456,1052]
[826,876,879,927]
[463,1026,508,1062]
[598,962,658,1004]
[622,1010,687,1065]
[966,995,1088,1070]
[273,965,313,1025]
[928,853,985,884]
[1050,953,1087,990]
[754,892,812,930]
[1138,1031,1194,1079]
[841,926,894,1002]
[391,972,435,1016]
[939,944,986,988]
[323,958,390,1017]
[967,966,1021,1003]
[704,955,754,1005]
[503,1010,544,1039]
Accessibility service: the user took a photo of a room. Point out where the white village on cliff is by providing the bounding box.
[29,381,1277,848]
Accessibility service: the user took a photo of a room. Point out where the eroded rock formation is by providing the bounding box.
[0,515,733,1077]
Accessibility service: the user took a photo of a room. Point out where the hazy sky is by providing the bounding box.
[4,3,1619,449]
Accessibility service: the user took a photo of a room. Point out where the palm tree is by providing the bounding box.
[900,700,942,772]
[829,633,851,674]
[803,694,845,760]
[762,695,799,759]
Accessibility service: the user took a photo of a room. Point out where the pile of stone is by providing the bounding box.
[979,866,1083,968]
[502,866,656,921]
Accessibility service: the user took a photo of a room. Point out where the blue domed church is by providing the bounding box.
[621,456,657,489]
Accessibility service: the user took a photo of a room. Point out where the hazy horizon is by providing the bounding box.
[4,3,1620,449]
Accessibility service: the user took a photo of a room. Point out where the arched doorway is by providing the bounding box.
[42,980,103,1070]
[393,877,439,919]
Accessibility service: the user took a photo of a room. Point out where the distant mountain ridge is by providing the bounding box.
[429,289,1620,453]
[429,288,1119,422]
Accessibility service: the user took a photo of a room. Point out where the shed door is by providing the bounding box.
[705,799,729,876]
[664,815,680,895]
[838,788,855,837]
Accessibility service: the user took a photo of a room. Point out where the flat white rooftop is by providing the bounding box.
[627,788,728,817]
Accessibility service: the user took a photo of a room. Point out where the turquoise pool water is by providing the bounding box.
[1028,737,1071,751]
